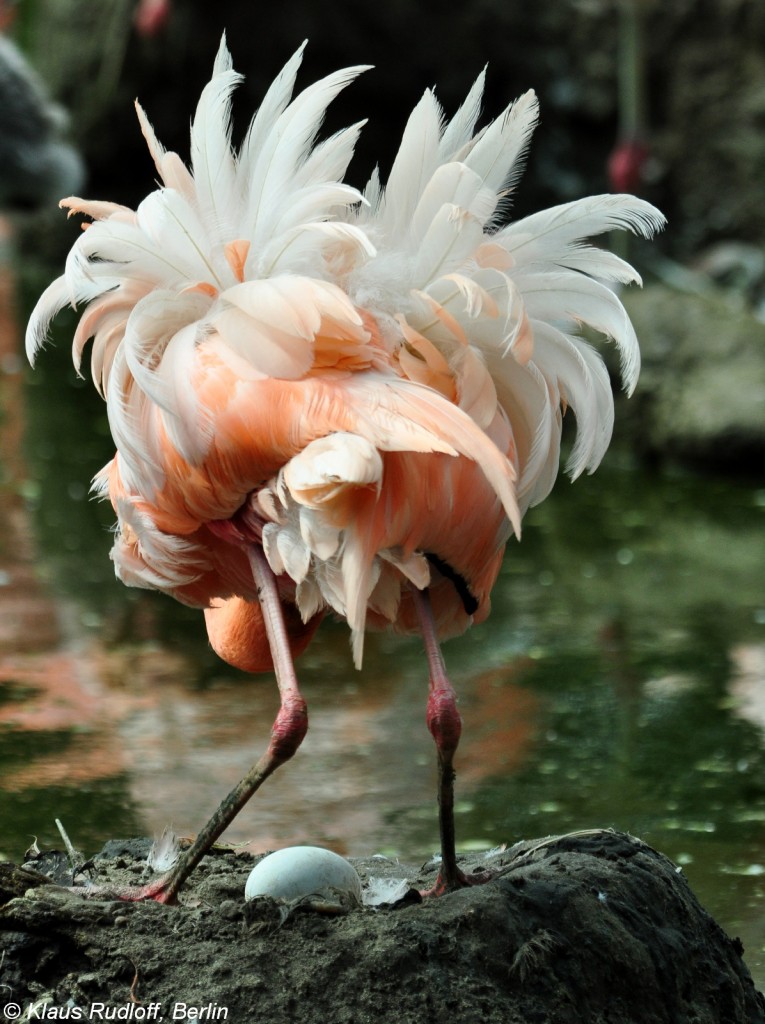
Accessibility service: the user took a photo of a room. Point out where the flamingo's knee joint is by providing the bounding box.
[268,695,308,763]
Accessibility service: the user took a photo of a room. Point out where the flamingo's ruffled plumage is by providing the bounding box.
[27,38,664,669]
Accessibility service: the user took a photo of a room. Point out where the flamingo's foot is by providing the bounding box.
[420,864,495,898]
[73,874,178,905]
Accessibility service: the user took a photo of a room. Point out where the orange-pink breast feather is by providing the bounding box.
[26,37,664,670]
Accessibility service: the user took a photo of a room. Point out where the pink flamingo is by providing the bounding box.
[26,38,663,902]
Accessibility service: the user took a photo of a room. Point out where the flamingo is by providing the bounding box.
[26,38,664,902]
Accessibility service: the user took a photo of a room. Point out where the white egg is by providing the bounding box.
[244,846,362,903]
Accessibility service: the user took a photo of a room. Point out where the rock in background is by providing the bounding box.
[621,285,765,469]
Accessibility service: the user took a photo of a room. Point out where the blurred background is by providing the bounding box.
[0,0,763,988]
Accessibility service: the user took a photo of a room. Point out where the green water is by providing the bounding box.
[1,289,764,987]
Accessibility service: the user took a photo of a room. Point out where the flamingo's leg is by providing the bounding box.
[411,585,487,897]
[89,546,307,904]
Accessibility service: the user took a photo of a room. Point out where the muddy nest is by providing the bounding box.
[1,830,763,1023]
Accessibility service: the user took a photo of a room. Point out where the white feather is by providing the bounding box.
[238,42,307,181]
[515,270,641,394]
[244,64,371,249]
[299,507,341,560]
[438,68,486,161]
[135,189,221,287]
[361,165,382,213]
[423,270,500,322]
[105,345,165,498]
[71,218,197,290]
[295,576,324,623]
[25,275,71,363]
[530,321,614,478]
[463,90,539,198]
[375,88,444,239]
[410,162,498,242]
[484,351,560,511]
[259,221,376,278]
[154,323,211,464]
[134,100,166,181]
[413,203,485,288]
[269,182,366,238]
[564,337,615,476]
[282,433,383,506]
[344,530,374,668]
[113,499,209,590]
[189,38,242,243]
[497,194,666,266]
[294,121,366,191]
[276,527,311,584]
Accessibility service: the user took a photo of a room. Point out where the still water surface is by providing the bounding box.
[1,276,764,987]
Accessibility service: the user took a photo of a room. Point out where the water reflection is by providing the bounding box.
[1,252,764,985]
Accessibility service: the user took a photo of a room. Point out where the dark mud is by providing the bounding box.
[1,830,763,1023]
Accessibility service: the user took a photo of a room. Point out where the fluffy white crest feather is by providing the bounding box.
[411,163,499,241]
[257,220,375,279]
[461,89,539,202]
[497,193,665,264]
[374,88,445,239]
[238,42,307,175]
[437,68,486,161]
[189,42,242,243]
[242,63,371,249]
[517,271,642,395]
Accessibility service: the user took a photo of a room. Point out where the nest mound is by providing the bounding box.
[2,830,763,1023]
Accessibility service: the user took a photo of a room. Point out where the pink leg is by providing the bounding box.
[411,586,485,897]
[85,546,308,904]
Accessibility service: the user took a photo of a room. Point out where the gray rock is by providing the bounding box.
[620,284,765,467]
